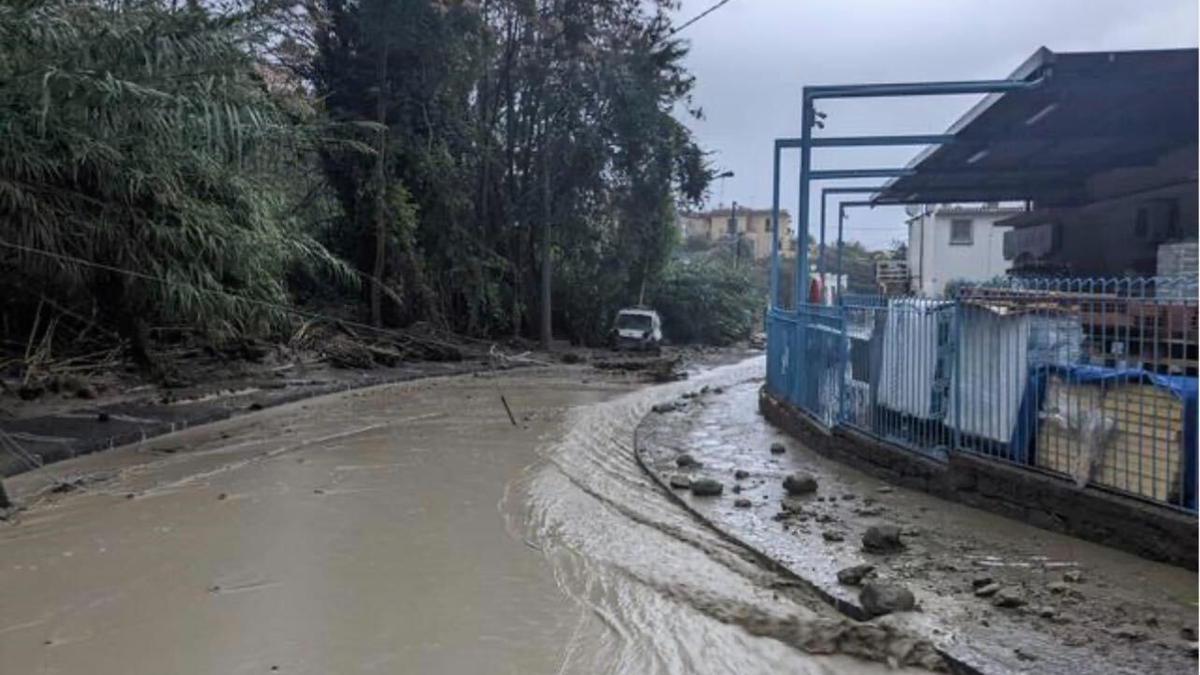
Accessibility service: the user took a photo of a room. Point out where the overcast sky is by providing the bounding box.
[669,0,1199,250]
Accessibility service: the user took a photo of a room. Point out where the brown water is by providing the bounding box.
[0,361,924,674]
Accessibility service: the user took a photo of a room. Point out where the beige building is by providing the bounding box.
[678,206,796,259]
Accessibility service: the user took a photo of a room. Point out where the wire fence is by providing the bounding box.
[766,275,1198,512]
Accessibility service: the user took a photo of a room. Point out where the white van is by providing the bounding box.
[612,308,663,351]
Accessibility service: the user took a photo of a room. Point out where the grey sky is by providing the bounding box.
[670,0,1199,250]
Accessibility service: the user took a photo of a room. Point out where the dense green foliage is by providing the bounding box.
[0,0,720,366]
[0,0,347,361]
[651,252,759,346]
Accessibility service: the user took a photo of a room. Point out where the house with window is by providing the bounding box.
[678,205,795,260]
[905,203,1025,296]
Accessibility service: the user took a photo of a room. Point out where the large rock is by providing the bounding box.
[837,564,875,586]
[675,453,700,468]
[769,442,787,455]
[992,586,1026,608]
[859,581,915,617]
[689,478,724,497]
[782,472,819,496]
[861,525,905,553]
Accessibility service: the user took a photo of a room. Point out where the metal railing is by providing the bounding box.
[765,276,1198,512]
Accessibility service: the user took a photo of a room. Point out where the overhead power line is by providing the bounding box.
[668,0,739,37]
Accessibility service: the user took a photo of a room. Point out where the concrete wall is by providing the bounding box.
[760,387,1198,569]
[907,207,1018,296]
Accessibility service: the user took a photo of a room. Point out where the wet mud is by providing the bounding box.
[637,371,1200,675]
[2,361,934,674]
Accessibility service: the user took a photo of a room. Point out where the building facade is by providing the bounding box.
[678,206,795,260]
[905,204,1025,296]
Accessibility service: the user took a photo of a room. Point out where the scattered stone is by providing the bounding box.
[1035,606,1056,619]
[840,493,856,501]
[1109,624,1148,641]
[75,384,97,399]
[313,488,325,495]
[1063,634,1090,648]
[1062,570,1083,583]
[668,475,691,490]
[1145,615,1160,628]
[248,402,264,411]
[877,486,894,494]
[17,383,43,401]
[782,472,818,495]
[651,403,674,414]
[836,563,875,586]
[689,478,723,497]
[822,530,844,542]
[1014,648,1037,662]
[769,442,786,455]
[854,506,885,517]
[731,484,742,494]
[713,386,725,394]
[734,469,750,480]
[1180,627,1198,642]
[734,498,752,508]
[861,524,905,553]
[675,453,700,468]
[991,587,1026,608]
[1186,642,1198,658]
[780,500,805,515]
[217,493,228,501]
[97,412,111,422]
[1046,581,1073,595]
[816,513,835,524]
[859,581,915,617]
[971,576,994,589]
[974,583,1001,598]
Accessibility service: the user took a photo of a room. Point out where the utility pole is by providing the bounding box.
[729,200,742,268]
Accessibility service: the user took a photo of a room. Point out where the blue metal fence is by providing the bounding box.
[765,277,1198,512]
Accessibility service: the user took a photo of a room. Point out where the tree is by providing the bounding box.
[0,0,344,366]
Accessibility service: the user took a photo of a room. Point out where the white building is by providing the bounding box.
[905,204,1025,296]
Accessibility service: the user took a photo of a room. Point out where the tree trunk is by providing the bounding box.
[370,31,390,328]
[539,149,552,350]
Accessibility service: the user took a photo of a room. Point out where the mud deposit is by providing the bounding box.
[2,362,933,674]
[637,374,1200,675]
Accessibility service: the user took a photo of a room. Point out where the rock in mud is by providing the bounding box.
[837,564,875,586]
[1035,605,1057,619]
[17,383,43,400]
[731,484,742,494]
[1181,627,1198,642]
[971,576,993,589]
[97,412,111,422]
[675,453,700,468]
[861,525,904,553]
[651,403,675,414]
[991,586,1025,608]
[1063,570,1084,583]
[734,498,752,508]
[734,469,750,480]
[668,475,691,490]
[689,478,724,497]
[973,582,1001,597]
[859,581,915,617]
[769,442,786,455]
[822,530,844,542]
[782,472,818,495]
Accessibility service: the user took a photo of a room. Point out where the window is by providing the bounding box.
[949,219,973,245]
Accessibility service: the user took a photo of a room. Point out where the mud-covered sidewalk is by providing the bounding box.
[636,378,1198,675]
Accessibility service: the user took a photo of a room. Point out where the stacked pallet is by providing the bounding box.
[1036,376,1184,503]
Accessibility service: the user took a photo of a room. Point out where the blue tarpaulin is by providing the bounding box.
[1010,364,1197,510]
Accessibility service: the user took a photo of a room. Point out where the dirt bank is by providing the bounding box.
[635,373,1199,675]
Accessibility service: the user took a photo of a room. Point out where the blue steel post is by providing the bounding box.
[818,190,827,278]
[795,93,814,309]
[769,142,781,308]
[836,202,846,302]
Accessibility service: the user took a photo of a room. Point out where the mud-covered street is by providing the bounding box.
[0,360,939,674]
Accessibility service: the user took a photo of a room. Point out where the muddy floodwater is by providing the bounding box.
[1,361,927,674]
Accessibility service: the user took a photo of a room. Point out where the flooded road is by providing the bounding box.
[1,361,925,674]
